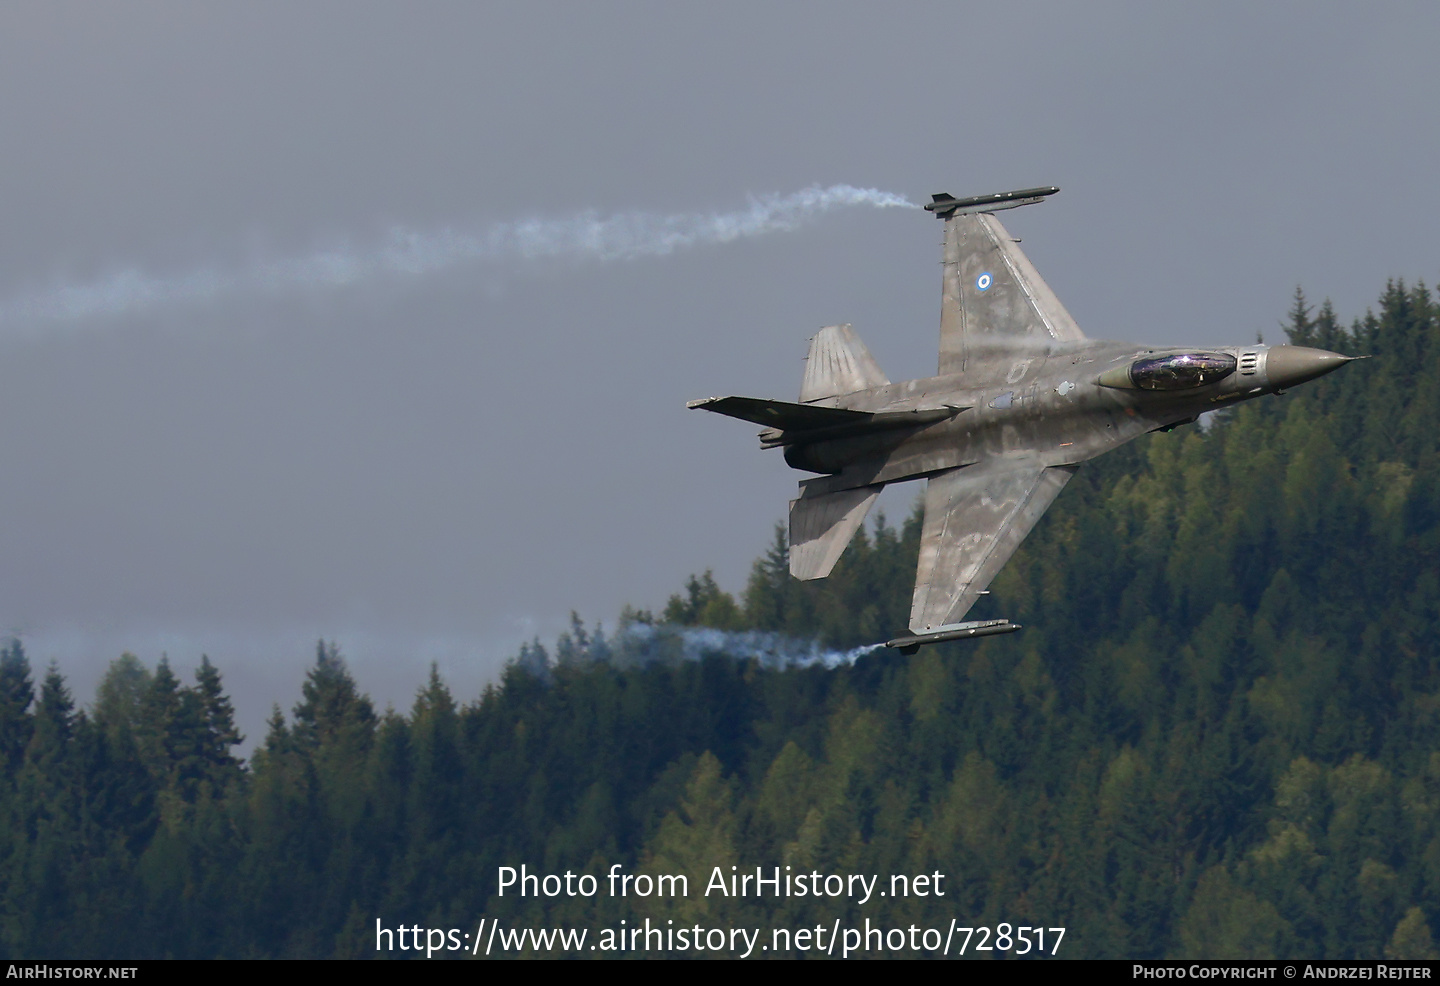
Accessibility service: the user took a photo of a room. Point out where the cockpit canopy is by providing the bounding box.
[1129,352,1237,391]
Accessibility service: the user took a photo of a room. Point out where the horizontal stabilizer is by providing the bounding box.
[689,396,967,446]
[687,396,871,431]
[789,484,883,580]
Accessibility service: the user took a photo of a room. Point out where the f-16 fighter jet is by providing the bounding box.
[689,187,1359,653]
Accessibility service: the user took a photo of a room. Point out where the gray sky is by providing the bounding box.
[1,2,1436,746]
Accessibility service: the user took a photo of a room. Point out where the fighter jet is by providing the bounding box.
[689,187,1359,653]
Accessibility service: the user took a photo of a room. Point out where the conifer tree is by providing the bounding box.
[742,525,792,631]
[662,572,742,629]
[0,640,34,778]
[193,656,243,782]
[1285,286,1315,346]
[292,641,376,752]
[27,664,76,774]
[8,666,81,957]
[92,653,151,745]
[137,658,181,784]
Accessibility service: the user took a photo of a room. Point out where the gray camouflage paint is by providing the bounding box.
[691,189,1358,646]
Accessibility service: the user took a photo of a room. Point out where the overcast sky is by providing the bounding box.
[1,2,1436,745]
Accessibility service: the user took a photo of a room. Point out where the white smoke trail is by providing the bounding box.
[1,184,913,329]
[545,622,886,673]
[643,626,885,668]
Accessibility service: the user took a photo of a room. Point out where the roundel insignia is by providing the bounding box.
[976,272,993,291]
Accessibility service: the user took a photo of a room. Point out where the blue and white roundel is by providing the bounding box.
[976,272,993,291]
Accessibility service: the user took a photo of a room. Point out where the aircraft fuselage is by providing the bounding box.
[784,340,1349,491]
[691,185,1358,644]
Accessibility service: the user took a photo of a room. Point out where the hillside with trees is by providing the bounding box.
[0,281,1437,959]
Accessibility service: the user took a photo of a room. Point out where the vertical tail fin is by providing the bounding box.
[799,324,889,403]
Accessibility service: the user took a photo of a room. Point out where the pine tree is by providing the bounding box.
[742,524,791,631]
[8,666,81,957]
[92,653,151,745]
[1285,286,1315,346]
[291,641,376,752]
[167,687,212,804]
[662,572,742,628]
[193,656,243,783]
[137,658,181,784]
[27,664,76,774]
[0,640,34,778]
[555,611,591,666]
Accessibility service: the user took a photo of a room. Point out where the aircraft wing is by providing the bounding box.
[909,459,1077,633]
[938,210,1087,375]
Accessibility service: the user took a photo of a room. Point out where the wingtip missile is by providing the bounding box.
[925,186,1060,217]
[885,619,1022,653]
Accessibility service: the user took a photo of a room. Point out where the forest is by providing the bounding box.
[0,281,1437,959]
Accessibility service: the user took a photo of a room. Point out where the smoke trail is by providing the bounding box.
[1,184,913,329]
[615,623,885,669]
[515,621,887,679]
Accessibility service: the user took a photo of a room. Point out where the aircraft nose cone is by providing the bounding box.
[1266,345,1357,389]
